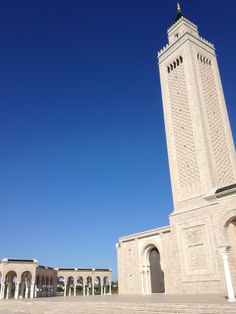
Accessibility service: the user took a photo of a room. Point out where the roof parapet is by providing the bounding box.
[158,34,214,58]
[168,16,197,33]
[199,36,214,48]
[1,258,38,263]
[158,43,170,57]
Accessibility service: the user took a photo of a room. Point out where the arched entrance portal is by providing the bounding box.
[149,248,165,293]
[226,217,236,291]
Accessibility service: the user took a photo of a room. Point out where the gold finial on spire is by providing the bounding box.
[177,2,181,13]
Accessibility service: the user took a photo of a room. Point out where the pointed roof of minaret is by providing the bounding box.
[174,3,183,23]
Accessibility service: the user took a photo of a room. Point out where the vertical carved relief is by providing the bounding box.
[198,54,235,186]
[167,58,200,189]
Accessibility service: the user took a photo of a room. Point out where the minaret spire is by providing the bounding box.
[177,2,181,13]
[174,2,183,23]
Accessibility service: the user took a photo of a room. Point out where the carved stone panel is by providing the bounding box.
[182,224,208,273]
[177,217,219,282]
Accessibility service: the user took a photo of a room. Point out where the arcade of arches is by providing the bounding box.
[0,259,112,300]
[56,269,112,297]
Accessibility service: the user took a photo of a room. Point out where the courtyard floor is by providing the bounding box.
[0,294,236,314]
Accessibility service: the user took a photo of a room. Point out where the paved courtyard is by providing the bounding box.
[0,294,236,314]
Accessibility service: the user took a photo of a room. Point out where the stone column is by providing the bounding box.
[69,285,71,297]
[219,246,235,302]
[147,271,150,294]
[74,284,76,296]
[14,281,19,299]
[30,281,35,299]
[83,283,85,296]
[145,266,151,294]
[19,282,24,299]
[108,281,112,295]
[6,283,10,299]
[141,271,145,294]
[64,284,67,297]
[145,270,149,294]
[25,282,29,299]
[86,286,89,296]
[34,285,37,298]
[92,282,94,296]
[0,281,5,299]
[101,283,103,295]
[38,284,42,297]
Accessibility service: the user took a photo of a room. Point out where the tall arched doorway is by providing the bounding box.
[149,247,165,293]
[226,218,236,291]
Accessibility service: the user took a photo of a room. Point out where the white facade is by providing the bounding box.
[117,8,236,297]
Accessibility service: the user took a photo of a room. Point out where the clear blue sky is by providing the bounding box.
[1,0,236,279]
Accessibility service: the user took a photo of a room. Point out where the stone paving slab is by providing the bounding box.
[0,294,236,314]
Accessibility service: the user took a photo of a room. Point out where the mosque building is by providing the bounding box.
[117,4,236,300]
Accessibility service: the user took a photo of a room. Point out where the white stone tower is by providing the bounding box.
[157,4,236,294]
[117,5,236,296]
[158,4,236,213]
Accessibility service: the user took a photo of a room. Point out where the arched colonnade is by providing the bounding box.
[0,270,35,299]
[35,273,56,297]
[0,261,112,299]
[57,269,112,297]
[0,259,57,300]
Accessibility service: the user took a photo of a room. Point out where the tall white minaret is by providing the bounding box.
[158,4,236,213]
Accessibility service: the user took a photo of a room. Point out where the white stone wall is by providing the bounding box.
[117,227,171,295]
[117,238,140,294]
[117,198,236,295]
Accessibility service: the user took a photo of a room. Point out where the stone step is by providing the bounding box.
[1,298,236,314]
[93,302,236,314]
